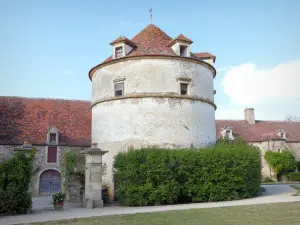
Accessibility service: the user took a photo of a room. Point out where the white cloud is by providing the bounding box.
[216,59,300,120]
[221,60,300,105]
[217,67,228,73]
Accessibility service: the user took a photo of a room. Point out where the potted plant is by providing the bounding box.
[52,192,66,210]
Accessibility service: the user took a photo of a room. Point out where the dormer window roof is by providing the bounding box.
[168,34,193,47]
[110,36,136,48]
[191,52,216,63]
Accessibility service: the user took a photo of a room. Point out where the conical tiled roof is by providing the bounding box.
[129,24,175,56]
[101,24,214,64]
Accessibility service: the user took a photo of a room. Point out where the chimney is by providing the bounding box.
[244,108,255,124]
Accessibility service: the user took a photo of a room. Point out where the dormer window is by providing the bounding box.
[110,36,137,59]
[115,46,123,58]
[47,126,59,145]
[277,129,286,140]
[168,34,193,57]
[220,126,235,140]
[180,45,188,57]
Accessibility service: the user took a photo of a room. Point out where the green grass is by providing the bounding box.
[290,184,300,196]
[23,202,300,225]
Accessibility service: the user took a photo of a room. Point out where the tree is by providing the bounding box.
[285,115,300,122]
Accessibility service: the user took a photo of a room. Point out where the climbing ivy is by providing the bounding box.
[61,150,108,202]
[264,150,296,175]
[61,150,85,192]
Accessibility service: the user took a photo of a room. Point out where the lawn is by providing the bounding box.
[24,202,300,225]
[290,184,300,196]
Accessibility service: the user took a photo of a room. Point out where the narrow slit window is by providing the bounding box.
[115,46,123,58]
[114,82,124,96]
[180,83,188,95]
[180,45,187,57]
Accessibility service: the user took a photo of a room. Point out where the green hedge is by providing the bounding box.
[113,138,262,206]
[286,172,300,181]
[0,151,34,215]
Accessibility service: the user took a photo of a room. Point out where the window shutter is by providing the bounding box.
[47,147,57,163]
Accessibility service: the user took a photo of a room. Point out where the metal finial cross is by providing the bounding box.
[149,8,152,24]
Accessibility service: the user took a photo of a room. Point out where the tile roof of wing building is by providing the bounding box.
[1,97,299,145]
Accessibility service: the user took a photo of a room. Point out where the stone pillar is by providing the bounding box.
[85,143,108,209]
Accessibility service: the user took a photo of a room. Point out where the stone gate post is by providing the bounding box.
[85,143,108,208]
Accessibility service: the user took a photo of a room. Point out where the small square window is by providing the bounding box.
[180,45,187,57]
[180,83,188,95]
[114,82,124,96]
[115,46,123,58]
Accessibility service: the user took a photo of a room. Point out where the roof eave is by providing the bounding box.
[88,54,216,81]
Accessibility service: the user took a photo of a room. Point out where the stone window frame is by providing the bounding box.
[113,78,126,97]
[177,77,191,96]
[179,45,188,57]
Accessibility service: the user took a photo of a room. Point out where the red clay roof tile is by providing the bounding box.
[0,96,91,146]
[100,24,214,65]
[216,120,300,142]
[2,97,299,146]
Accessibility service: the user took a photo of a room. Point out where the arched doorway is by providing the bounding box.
[39,170,61,196]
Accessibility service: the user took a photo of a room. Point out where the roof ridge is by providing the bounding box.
[216,119,300,123]
[131,24,172,41]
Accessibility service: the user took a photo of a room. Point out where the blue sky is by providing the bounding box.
[1,0,299,120]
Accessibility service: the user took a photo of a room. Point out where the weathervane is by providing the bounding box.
[149,8,152,24]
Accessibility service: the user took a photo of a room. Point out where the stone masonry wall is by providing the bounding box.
[252,141,300,179]
[0,144,88,201]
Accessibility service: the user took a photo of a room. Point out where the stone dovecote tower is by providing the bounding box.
[88,24,217,199]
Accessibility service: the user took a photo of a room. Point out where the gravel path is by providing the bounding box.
[1,184,299,225]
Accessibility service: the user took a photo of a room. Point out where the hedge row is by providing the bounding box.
[0,151,34,215]
[286,172,300,181]
[114,138,262,206]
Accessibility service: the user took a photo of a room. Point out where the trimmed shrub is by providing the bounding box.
[0,151,34,215]
[297,161,300,171]
[286,172,300,181]
[114,138,262,206]
[264,150,296,175]
[262,176,275,183]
